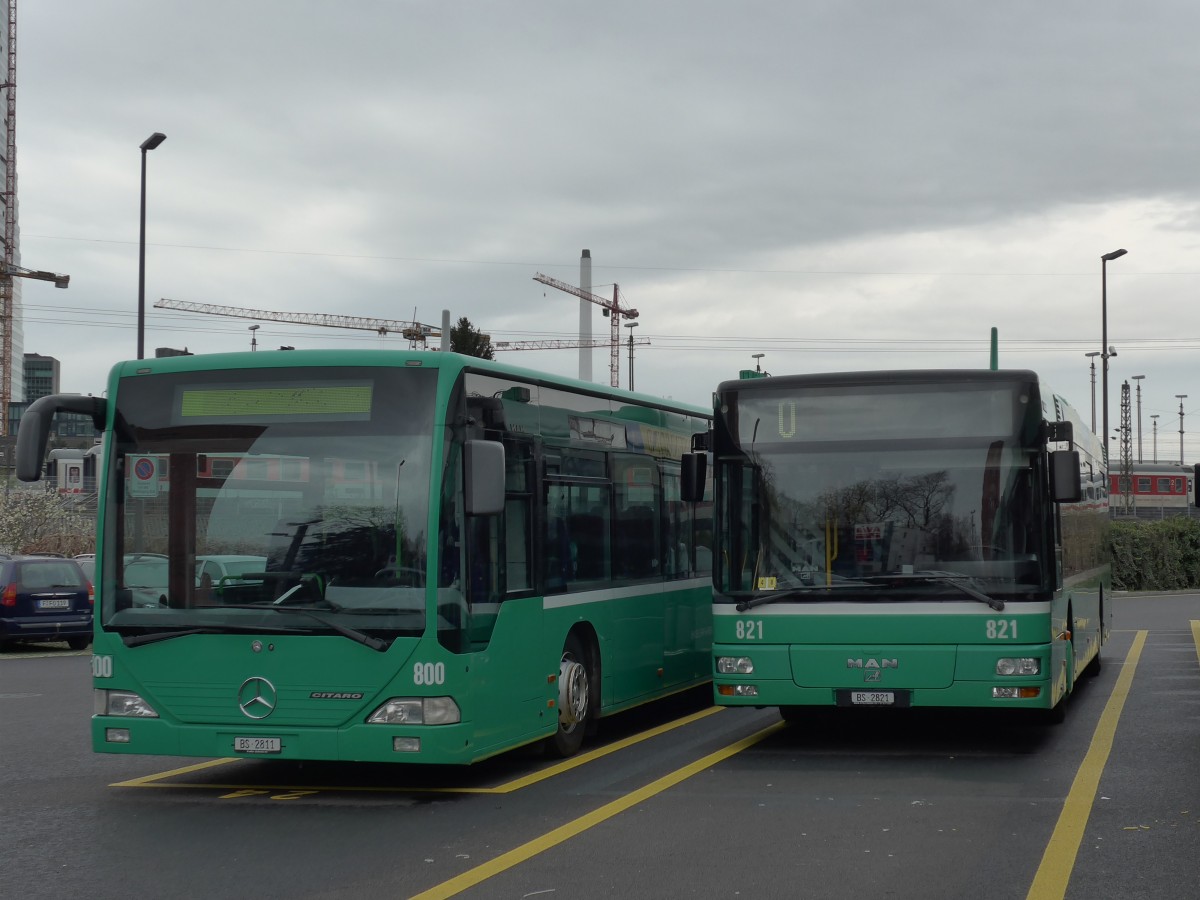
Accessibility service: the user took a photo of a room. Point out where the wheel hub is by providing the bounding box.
[558,656,589,728]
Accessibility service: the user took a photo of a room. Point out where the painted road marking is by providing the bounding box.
[410,721,785,900]
[110,705,725,795]
[1026,629,1147,900]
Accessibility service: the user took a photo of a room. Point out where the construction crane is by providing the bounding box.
[494,337,646,352]
[533,273,639,388]
[155,298,440,345]
[153,298,646,355]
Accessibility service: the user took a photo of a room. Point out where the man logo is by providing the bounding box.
[847,658,897,682]
[846,658,898,669]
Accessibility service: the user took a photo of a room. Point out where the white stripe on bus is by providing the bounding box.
[712,600,1053,616]
[542,577,710,610]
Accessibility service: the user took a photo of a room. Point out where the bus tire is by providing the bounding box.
[779,705,806,724]
[1084,601,1103,678]
[550,633,592,757]
[66,636,91,651]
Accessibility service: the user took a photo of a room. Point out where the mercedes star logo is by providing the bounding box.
[238,676,278,719]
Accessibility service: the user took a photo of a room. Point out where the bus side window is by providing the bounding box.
[568,513,607,581]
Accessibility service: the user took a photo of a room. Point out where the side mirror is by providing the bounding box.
[17,394,106,482]
[680,452,707,503]
[1049,450,1081,503]
[464,440,505,516]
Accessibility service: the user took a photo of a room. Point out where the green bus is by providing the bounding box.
[17,350,713,763]
[681,369,1109,722]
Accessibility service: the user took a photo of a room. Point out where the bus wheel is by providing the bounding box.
[66,636,91,651]
[1039,701,1067,726]
[779,706,806,724]
[1083,602,1103,678]
[551,634,591,757]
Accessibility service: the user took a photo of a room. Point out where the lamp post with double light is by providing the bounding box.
[1085,351,1100,433]
[1131,374,1145,462]
[1176,394,1188,465]
[624,322,638,390]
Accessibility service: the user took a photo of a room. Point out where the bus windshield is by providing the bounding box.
[715,378,1048,601]
[103,366,438,646]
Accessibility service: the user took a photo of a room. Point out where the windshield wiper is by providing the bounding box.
[221,604,389,652]
[861,572,1005,611]
[122,622,309,647]
[734,582,869,612]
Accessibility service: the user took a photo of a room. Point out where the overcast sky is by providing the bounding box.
[15,2,1200,462]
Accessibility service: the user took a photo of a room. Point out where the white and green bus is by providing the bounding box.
[17,350,713,763]
[681,369,1109,722]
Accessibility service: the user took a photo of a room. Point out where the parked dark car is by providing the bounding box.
[0,556,94,650]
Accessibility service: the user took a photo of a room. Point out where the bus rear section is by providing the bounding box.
[692,369,1110,719]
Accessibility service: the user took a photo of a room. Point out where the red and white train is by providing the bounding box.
[1109,462,1198,513]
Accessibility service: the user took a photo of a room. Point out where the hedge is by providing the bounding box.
[1110,517,1200,591]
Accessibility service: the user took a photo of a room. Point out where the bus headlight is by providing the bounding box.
[716,656,755,675]
[995,658,1040,676]
[716,684,759,697]
[367,697,461,725]
[94,689,159,718]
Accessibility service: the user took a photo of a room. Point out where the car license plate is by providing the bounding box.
[850,691,894,706]
[234,736,281,754]
[37,598,71,610]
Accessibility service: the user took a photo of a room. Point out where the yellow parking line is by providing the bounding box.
[411,721,785,900]
[1026,629,1147,900]
[111,757,239,786]
[1191,621,1200,667]
[110,706,724,794]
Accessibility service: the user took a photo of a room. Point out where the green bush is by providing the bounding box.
[1111,517,1200,591]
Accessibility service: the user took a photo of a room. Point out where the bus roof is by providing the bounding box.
[109,348,709,419]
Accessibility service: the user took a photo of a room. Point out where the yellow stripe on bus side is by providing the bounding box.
[1025,629,1147,900]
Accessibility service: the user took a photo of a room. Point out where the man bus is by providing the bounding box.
[682,369,1109,723]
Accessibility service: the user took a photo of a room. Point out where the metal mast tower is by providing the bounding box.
[0,1,16,433]
[1120,380,1133,513]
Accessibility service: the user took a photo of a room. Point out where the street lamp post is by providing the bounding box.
[1176,394,1188,465]
[624,322,638,390]
[1131,374,1145,463]
[1100,248,1127,463]
[137,132,167,360]
[249,324,260,351]
[1085,351,1101,433]
[1150,414,1159,464]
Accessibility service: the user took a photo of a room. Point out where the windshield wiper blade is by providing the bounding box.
[862,572,1005,611]
[124,627,220,646]
[122,622,308,647]
[222,603,388,652]
[734,582,870,612]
